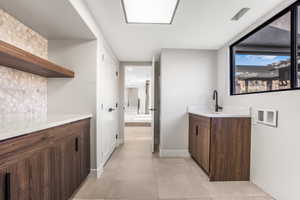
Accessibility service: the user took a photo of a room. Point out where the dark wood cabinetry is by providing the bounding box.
[0,147,52,200]
[189,114,251,181]
[80,124,91,181]
[0,119,90,200]
[189,116,210,173]
[53,134,82,200]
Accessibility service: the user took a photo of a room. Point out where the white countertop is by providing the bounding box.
[189,110,250,118]
[0,114,92,141]
[188,105,251,118]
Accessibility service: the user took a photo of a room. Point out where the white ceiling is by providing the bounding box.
[0,0,95,40]
[86,0,288,61]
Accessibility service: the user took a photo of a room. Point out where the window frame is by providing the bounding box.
[230,1,300,96]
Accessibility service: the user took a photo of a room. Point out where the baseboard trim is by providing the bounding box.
[159,149,190,158]
[89,167,103,179]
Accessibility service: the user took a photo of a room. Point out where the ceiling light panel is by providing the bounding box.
[122,0,179,24]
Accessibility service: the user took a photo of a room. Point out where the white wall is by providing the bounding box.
[48,40,98,169]
[217,1,298,199]
[68,0,120,176]
[160,49,217,156]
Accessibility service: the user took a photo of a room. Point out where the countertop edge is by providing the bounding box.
[188,112,251,118]
[0,114,92,142]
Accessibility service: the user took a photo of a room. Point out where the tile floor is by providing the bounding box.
[73,127,274,200]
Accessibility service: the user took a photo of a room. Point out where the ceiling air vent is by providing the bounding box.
[231,8,250,21]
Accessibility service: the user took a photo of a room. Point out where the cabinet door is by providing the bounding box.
[0,160,29,200]
[189,115,197,158]
[80,122,90,182]
[52,134,81,200]
[196,120,210,173]
[0,148,52,200]
[27,148,52,200]
[0,168,6,200]
[210,118,251,181]
[188,115,193,155]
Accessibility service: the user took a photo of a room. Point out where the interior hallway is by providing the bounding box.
[73,127,273,200]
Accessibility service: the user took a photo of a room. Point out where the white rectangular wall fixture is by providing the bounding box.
[255,109,278,127]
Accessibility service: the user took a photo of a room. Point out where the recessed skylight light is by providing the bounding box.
[122,0,180,24]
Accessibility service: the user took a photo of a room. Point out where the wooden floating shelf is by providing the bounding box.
[0,40,74,78]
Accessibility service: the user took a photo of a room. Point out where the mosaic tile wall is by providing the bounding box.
[0,9,48,117]
[0,9,48,59]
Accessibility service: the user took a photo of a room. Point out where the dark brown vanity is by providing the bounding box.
[189,113,251,181]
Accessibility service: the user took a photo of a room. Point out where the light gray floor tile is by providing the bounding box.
[74,127,273,200]
[204,182,268,198]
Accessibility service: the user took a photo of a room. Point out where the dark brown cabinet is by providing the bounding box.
[0,119,90,200]
[0,160,32,200]
[189,115,210,173]
[189,114,251,181]
[80,123,91,181]
[188,117,197,159]
[0,147,52,200]
[53,134,81,200]
[195,118,210,173]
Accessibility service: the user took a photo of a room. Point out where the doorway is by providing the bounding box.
[124,66,152,127]
[120,63,156,152]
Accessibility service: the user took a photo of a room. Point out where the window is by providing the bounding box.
[230,2,300,95]
[297,6,300,87]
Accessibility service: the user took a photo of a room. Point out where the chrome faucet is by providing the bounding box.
[213,90,223,112]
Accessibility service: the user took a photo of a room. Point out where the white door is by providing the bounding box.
[101,51,119,164]
[150,56,156,153]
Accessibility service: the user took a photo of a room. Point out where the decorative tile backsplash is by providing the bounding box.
[0,9,48,59]
[0,9,48,117]
[0,66,47,115]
